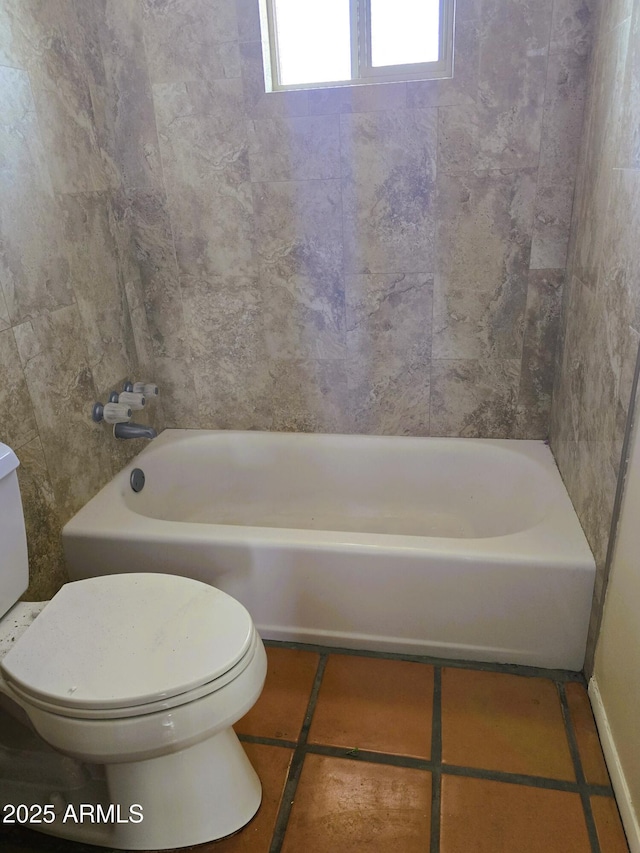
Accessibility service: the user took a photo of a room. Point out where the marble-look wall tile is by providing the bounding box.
[123,274,156,380]
[13,306,114,522]
[0,0,27,68]
[438,0,551,174]
[538,51,589,185]
[571,434,618,574]
[262,269,346,363]
[22,3,110,193]
[514,270,564,438]
[0,288,10,332]
[152,356,200,429]
[530,50,589,269]
[478,0,552,109]
[110,188,147,292]
[254,178,345,362]
[125,188,190,360]
[309,83,408,116]
[438,5,551,174]
[88,81,128,190]
[430,359,520,437]
[0,328,38,450]
[0,65,49,178]
[16,437,68,600]
[190,356,273,431]
[59,191,138,391]
[154,78,256,276]
[142,0,240,84]
[550,0,597,55]
[181,273,272,429]
[598,169,640,334]
[569,16,631,289]
[455,0,483,21]
[270,359,351,434]
[99,0,163,190]
[236,0,261,43]
[555,276,595,439]
[0,176,74,327]
[438,97,545,174]
[69,0,108,87]
[349,359,431,436]
[341,109,437,274]
[436,104,479,176]
[346,273,433,435]
[530,180,574,269]
[180,273,264,366]
[0,66,75,325]
[247,115,340,182]
[433,170,537,360]
[253,179,343,276]
[0,0,103,85]
[559,255,625,585]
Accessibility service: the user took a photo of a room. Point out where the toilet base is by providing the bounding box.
[105,726,262,849]
[14,727,262,850]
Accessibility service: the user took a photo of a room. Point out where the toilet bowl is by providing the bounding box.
[0,443,268,850]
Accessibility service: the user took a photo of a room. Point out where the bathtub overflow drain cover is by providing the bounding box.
[130,468,145,493]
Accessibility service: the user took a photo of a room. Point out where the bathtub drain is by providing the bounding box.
[130,468,145,493]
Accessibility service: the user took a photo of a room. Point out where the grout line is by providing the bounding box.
[262,639,586,683]
[442,763,585,794]
[268,654,328,853]
[589,783,616,797]
[303,743,435,770]
[238,733,298,750]
[430,666,442,853]
[300,654,329,739]
[559,683,602,853]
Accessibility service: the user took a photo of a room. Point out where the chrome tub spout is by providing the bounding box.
[114,422,157,440]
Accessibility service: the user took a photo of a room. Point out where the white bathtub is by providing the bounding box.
[62,430,595,670]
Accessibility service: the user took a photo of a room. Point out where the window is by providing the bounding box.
[259,0,455,92]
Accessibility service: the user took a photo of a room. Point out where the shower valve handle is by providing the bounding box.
[118,391,146,410]
[92,402,133,425]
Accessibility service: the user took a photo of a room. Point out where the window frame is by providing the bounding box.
[259,0,456,93]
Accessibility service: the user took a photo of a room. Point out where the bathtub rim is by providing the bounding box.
[63,429,595,571]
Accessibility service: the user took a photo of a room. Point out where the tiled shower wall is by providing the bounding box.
[126,0,592,436]
[0,1,159,598]
[550,0,640,672]
[0,0,593,598]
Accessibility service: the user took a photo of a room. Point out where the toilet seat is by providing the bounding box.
[1,574,254,718]
[3,627,261,720]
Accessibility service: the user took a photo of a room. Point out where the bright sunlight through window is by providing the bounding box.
[261,0,454,91]
[274,0,351,86]
[370,0,440,67]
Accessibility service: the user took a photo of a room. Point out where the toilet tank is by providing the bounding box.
[0,443,29,618]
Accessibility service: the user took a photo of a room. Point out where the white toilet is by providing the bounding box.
[0,442,267,849]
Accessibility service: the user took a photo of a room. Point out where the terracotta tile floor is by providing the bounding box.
[2,643,630,853]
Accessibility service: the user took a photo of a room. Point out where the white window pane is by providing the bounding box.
[371,0,440,67]
[273,0,351,86]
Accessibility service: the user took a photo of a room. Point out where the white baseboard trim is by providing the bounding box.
[589,676,640,852]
